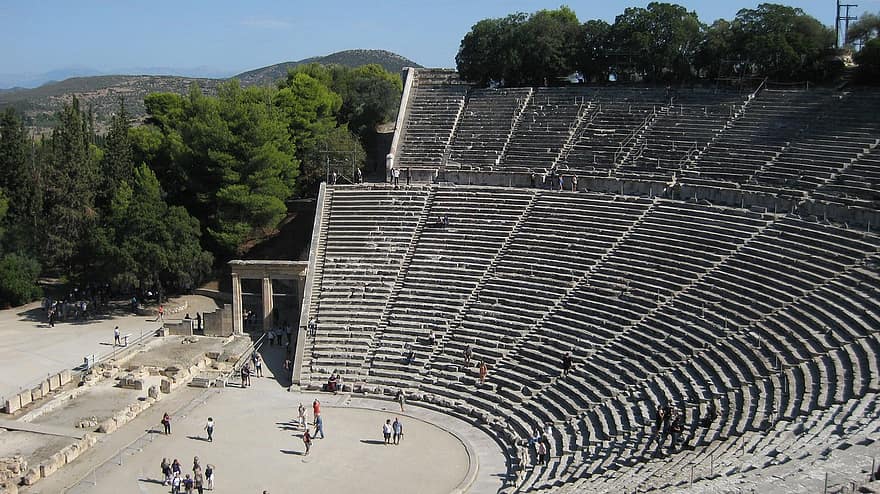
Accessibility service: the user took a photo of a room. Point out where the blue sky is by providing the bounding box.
[1,0,879,79]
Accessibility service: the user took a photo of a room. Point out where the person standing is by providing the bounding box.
[562,352,573,377]
[463,344,473,367]
[536,440,547,465]
[298,403,307,429]
[571,175,578,192]
[478,361,488,385]
[396,389,406,412]
[196,312,202,331]
[162,412,172,435]
[158,304,165,321]
[406,167,412,185]
[193,468,204,494]
[383,419,393,445]
[171,472,182,494]
[255,354,263,377]
[303,429,312,455]
[205,464,215,490]
[313,413,325,439]
[114,326,121,346]
[183,473,193,494]
[356,168,363,184]
[392,167,400,186]
[161,458,172,485]
[312,399,321,419]
[392,417,403,445]
[204,417,214,442]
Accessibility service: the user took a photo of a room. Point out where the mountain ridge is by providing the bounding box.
[0,49,421,133]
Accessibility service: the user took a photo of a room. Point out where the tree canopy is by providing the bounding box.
[456,3,838,84]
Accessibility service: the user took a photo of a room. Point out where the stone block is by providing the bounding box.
[97,418,117,434]
[18,390,32,408]
[4,396,20,414]
[22,468,40,485]
[160,379,172,394]
[80,433,97,448]
[60,444,81,464]
[39,453,64,478]
[59,369,71,386]
[148,385,159,399]
[48,373,62,391]
[30,387,42,402]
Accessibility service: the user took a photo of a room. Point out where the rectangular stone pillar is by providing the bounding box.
[262,277,274,331]
[231,273,243,335]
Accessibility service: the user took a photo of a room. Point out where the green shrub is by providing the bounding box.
[0,253,42,307]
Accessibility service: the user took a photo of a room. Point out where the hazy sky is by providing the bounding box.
[2,0,879,76]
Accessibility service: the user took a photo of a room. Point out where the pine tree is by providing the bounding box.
[99,98,134,212]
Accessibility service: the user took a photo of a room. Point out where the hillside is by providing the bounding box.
[233,49,422,86]
[0,49,420,133]
[0,75,221,133]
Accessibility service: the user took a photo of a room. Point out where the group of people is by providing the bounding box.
[300,399,325,455]
[653,404,686,451]
[382,418,405,445]
[182,313,204,331]
[390,167,413,187]
[530,171,578,192]
[161,456,214,493]
[265,322,292,347]
[528,423,554,465]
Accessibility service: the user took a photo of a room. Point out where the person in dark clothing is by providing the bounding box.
[561,352,573,376]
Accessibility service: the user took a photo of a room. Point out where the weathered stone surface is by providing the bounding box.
[0,479,19,494]
[40,380,50,397]
[30,386,43,402]
[60,444,80,464]
[22,467,40,485]
[148,385,160,399]
[97,418,117,433]
[4,396,20,414]
[80,433,97,448]
[160,379,172,394]
[48,374,62,391]
[59,369,72,386]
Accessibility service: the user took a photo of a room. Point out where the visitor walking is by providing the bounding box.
[393,417,403,445]
[383,419,393,445]
[162,412,172,435]
[205,464,215,490]
[478,361,488,385]
[298,403,307,429]
[303,429,312,455]
[255,354,263,377]
[463,344,473,367]
[114,326,120,346]
[396,389,406,412]
[204,417,214,442]
[314,414,325,439]
[313,399,321,418]
[161,458,171,485]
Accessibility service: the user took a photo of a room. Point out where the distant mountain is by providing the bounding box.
[233,49,422,86]
[0,75,221,133]
[0,49,420,133]
[0,66,235,90]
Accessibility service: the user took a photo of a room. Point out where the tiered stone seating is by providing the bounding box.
[503,87,597,172]
[308,97,880,489]
[617,101,741,179]
[750,90,880,192]
[396,70,470,168]
[447,88,533,170]
[814,142,880,207]
[365,187,534,388]
[302,185,429,382]
[683,89,830,185]
[561,99,662,174]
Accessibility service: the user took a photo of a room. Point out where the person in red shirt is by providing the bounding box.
[312,399,321,420]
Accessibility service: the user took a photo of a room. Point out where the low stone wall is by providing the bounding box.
[203,305,233,337]
[4,370,72,414]
[18,433,97,487]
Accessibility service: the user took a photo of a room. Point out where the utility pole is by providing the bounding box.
[836,0,859,48]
